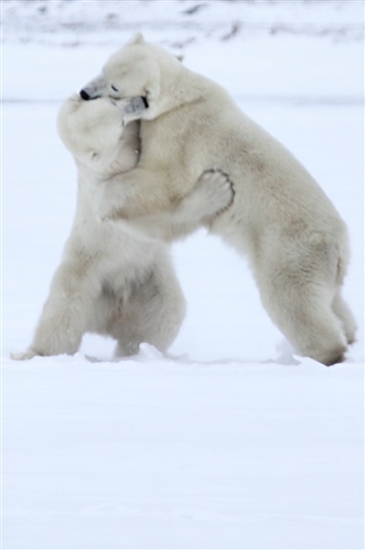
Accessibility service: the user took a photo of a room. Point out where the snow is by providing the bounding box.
[3,356,363,549]
[2,1,364,548]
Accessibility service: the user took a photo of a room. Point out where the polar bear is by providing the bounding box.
[12,94,233,360]
[79,34,357,365]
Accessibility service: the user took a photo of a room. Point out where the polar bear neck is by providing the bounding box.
[146,61,209,120]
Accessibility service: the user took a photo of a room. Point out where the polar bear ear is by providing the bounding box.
[176,55,184,63]
[130,32,145,45]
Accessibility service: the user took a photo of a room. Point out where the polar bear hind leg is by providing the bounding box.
[332,291,357,345]
[260,275,348,366]
[107,258,186,357]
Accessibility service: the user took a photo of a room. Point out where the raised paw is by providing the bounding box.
[198,169,235,218]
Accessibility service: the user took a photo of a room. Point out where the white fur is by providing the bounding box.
[79,34,357,365]
[13,94,232,360]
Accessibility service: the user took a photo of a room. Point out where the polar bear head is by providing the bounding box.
[57,94,123,163]
[79,33,185,122]
[57,94,139,173]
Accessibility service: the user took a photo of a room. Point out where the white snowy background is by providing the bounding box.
[2,1,364,548]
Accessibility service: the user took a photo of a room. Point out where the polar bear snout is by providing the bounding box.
[80,86,105,101]
[80,89,92,101]
[80,74,107,101]
[80,88,102,101]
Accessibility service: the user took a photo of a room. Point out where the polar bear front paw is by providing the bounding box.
[11,348,37,361]
[197,169,235,219]
[174,170,234,226]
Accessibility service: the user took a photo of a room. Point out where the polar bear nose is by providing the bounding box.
[80,89,91,100]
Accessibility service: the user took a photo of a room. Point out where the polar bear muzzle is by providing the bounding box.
[79,89,148,114]
[80,89,94,101]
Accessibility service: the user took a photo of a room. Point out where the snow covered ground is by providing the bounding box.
[2,1,364,548]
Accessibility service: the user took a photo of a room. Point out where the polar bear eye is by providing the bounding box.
[110,84,119,93]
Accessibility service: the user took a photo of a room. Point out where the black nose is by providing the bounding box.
[80,89,90,100]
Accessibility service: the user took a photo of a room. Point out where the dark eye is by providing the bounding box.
[110,84,119,92]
